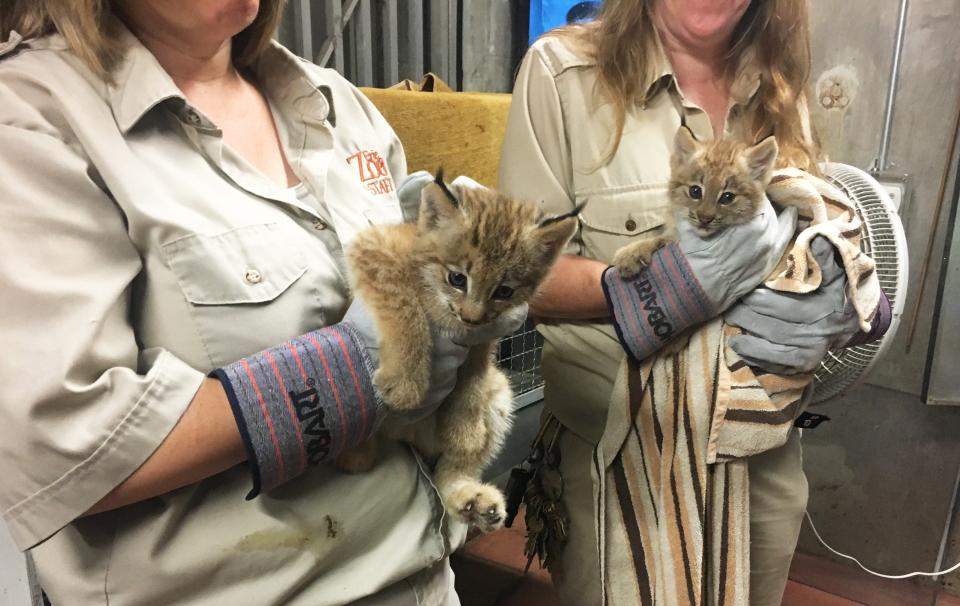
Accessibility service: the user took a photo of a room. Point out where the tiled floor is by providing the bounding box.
[452,508,960,606]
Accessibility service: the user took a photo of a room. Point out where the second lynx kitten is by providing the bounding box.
[612,127,779,355]
[613,126,779,275]
[337,172,577,533]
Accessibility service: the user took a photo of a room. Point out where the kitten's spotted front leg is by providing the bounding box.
[613,236,672,278]
[373,307,431,410]
[428,346,513,533]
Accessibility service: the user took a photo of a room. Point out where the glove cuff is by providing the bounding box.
[843,288,893,348]
[213,323,382,498]
[602,243,715,361]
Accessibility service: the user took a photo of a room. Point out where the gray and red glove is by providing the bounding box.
[724,236,892,374]
[214,295,526,497]
[602,199,797,362]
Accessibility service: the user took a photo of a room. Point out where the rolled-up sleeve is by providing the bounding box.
[498,48,579,253]
[0,100,204,549]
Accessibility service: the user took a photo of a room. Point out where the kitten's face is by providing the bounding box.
[668,128,779,236]
[414,180,576,334]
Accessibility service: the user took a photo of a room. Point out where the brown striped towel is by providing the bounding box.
[598,318,750,606]
[596,169,881,605]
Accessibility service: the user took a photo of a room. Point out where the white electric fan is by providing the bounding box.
[809,162,910,403]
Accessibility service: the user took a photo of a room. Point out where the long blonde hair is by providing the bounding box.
[0,0,287,82]
[551,0,820,171]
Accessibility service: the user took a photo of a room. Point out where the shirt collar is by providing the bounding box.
[106,22,334,133]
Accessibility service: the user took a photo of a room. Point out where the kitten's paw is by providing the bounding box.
[446,481,507,533]
[335,444,378,474]
[614,237,672,278]
[374,368,426,411]
[613,248,651,278]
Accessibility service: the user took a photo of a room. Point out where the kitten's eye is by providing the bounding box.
[688,185,703,200]
[718,191,736,205]
[492,284,514,300]
[447,271,467,290]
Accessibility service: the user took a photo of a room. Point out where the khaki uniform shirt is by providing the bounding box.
[498,36,765,443]
[0,27,463,605]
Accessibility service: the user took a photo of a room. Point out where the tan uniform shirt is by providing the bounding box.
[0,27,463,605]
[498,36,763,443]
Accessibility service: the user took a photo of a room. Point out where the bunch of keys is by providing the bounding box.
[502,415,569,572]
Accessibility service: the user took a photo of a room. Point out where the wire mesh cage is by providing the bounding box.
[496,318,545,408]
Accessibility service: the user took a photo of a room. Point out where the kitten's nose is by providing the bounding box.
[698,214,715,226]
[459,305,486,325]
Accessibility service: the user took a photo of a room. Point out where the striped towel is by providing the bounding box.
[598,319,750,606]
[597,169,880,605]
[764,168,880,332]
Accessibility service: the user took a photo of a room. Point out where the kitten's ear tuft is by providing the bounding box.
[744,136,779,184]
[533,203,581,265]
[673,126,699,162]
[433,167,459,208]
[538,201,583,228]
[418,172,461,231]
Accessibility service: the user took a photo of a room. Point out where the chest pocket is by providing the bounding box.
[162,223,318,365]
[575,183,674,264]
[164,223,308,304]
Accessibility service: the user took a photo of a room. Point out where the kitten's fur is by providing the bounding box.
[612,127,779,354]
[338,172,577,533]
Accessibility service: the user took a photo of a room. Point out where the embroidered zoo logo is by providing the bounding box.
[346,150,395,196]
[290,383,333,465]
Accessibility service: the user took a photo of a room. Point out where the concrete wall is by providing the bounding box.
[461,0,520,93]
[801,0,960,590]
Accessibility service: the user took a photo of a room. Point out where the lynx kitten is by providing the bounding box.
[613,127,779,275]
[338,172,578,533]
[612,127,779,353]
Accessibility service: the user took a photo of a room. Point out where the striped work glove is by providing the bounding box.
[214,295,526,497]
[724,236,892,374]
[602,199,797,362]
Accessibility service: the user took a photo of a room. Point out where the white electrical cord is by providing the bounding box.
[805,511,960,579]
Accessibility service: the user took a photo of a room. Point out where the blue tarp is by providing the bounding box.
[528,1,602,43]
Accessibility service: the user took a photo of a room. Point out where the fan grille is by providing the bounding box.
[810,163,906,403]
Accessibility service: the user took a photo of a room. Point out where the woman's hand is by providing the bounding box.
[603,200,797,362]
[724,236,864,374]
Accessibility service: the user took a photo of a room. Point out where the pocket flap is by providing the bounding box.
[163,223,308,305]
[576,183,672,236]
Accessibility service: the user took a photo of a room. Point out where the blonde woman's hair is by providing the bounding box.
[0,0,287,82]
[550,0,820,171]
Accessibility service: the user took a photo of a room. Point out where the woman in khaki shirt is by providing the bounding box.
[498,0,878,604]
[0,1,521,604]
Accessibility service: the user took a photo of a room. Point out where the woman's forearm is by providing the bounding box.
[84,378,245,516]
[531,254,610,320]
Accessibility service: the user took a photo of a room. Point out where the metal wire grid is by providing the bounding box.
[496,318,545,408]
[811,164,906,403]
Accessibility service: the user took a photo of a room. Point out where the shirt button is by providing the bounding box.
[625,219,637,231]
[185,109,202,125]
[244,269,263,284]
[312,218,327,230]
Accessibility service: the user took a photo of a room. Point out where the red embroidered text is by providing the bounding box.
[346,150,395,196]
